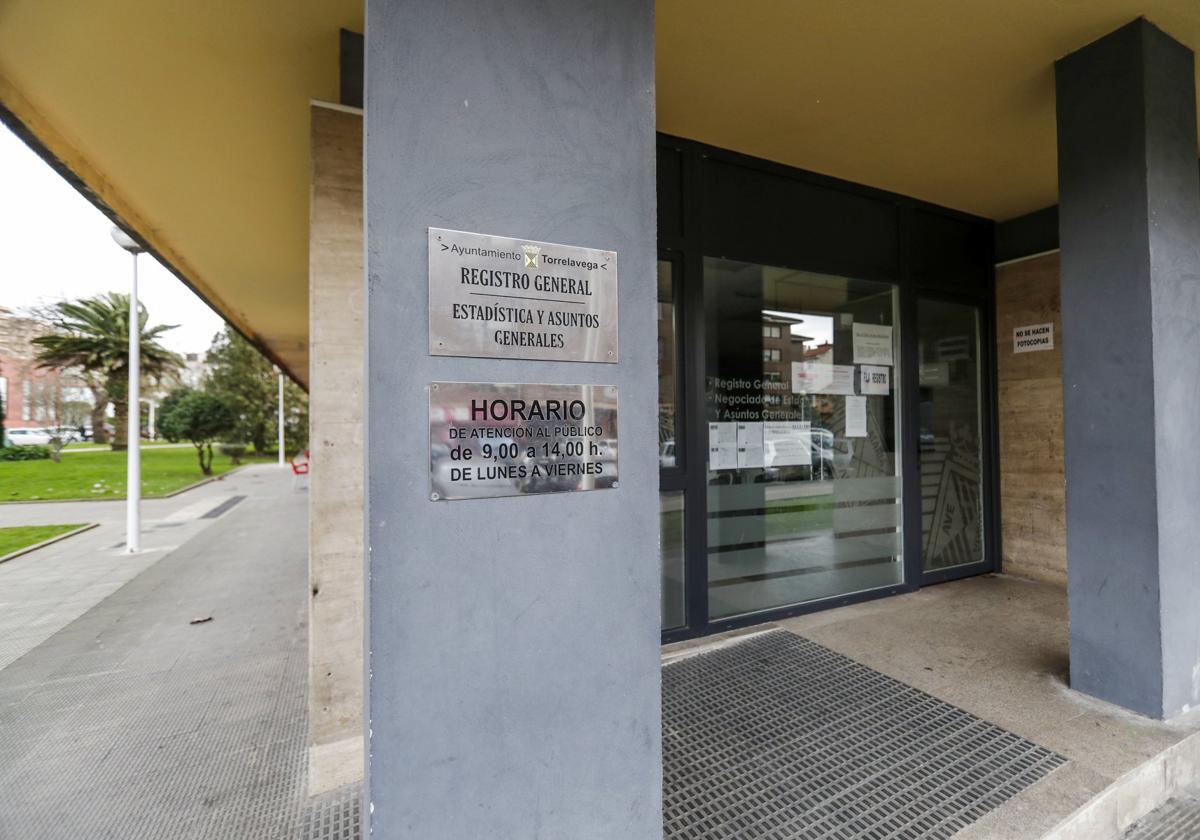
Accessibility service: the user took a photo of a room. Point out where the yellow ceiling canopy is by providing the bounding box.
[657,0,1200,221]
[0,1,365,386]
[2,1,1199,384]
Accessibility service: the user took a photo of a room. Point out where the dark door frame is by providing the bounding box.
[658,136,999,645]
[911,288,1003,587]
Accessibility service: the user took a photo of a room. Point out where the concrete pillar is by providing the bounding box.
[307,102,364,793]
[1056,18,1200,719]
[364,1,660,837]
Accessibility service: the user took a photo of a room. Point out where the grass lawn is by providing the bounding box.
[1,446,265,502]
[0,524,88,556]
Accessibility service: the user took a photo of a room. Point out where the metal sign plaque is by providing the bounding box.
[428,227,617,363]
[429,382,618,501]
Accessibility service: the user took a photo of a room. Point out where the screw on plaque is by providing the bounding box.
[430,492,440,501]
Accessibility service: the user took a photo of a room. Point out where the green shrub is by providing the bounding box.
[218,443,247,465]
[0,445,51,461]
[159,392,236,475]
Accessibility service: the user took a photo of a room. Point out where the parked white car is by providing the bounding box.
[5,428,54,446]
[47,426,84,443]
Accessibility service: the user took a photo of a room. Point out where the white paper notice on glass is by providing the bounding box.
[736,422,764,469]
[860,365,890,396]
[764,421,812,467]
[845,395,868,438]
[792,361,855,395]
[852,323,894,366]
[708,421,739,470]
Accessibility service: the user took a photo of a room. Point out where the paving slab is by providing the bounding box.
[0,465,285,672]
[770,575,1200,839]
[0,465,314,840]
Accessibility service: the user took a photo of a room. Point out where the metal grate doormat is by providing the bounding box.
[299,783,362,840]
[662,630,1066,840]
[1121,791,1200,840]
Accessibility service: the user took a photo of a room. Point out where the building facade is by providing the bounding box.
[0,307,91,433]
[3,4,1200,837]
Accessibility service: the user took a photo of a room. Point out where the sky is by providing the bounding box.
[0,123,224,355]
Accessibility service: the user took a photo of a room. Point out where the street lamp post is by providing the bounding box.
[277,369,285,466]
[111,227,144,553]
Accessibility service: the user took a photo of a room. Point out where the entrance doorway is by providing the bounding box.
[657,136,998,642]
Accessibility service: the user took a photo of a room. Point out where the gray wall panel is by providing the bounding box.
[1142,23,1200,718]
[1057,18,1200,719]
[364,0,661,836]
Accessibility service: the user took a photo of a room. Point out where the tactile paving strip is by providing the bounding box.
[662,630,1066,840]
[1121,792,1200,840]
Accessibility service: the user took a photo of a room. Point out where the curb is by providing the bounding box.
[0,523,100,566]
[1043,727,1200,839]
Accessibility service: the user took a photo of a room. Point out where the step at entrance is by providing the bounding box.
[663,630,1065,839]
[1121,791,1200,840]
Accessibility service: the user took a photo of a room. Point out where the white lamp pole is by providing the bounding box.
[277,369,285,466]
[112,227,143,554]
[147,399,156,441]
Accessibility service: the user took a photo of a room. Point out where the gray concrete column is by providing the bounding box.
[307,103,364,795]
[364,1,660,837]
[1056,18,1200,719]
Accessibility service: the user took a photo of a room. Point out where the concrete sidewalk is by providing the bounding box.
[0,465,285,671]
[0,465,319,839]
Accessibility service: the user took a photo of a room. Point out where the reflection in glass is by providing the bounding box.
[658,260,685,630]
[918,300,984,571]
[657,261,678,469]
[661,491,685,630]
[704,258,903,620]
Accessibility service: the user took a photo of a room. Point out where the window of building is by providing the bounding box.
[762,348,781,363]
[763,324,782,339]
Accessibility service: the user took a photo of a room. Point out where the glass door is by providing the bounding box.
[663,261,995,639]
[916,297,988,577]
[702,258,905,621]
[658,257,687,631]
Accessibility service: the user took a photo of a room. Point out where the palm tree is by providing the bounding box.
[33,293,183,451]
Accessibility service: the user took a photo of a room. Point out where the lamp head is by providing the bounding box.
[110,227,144,254]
